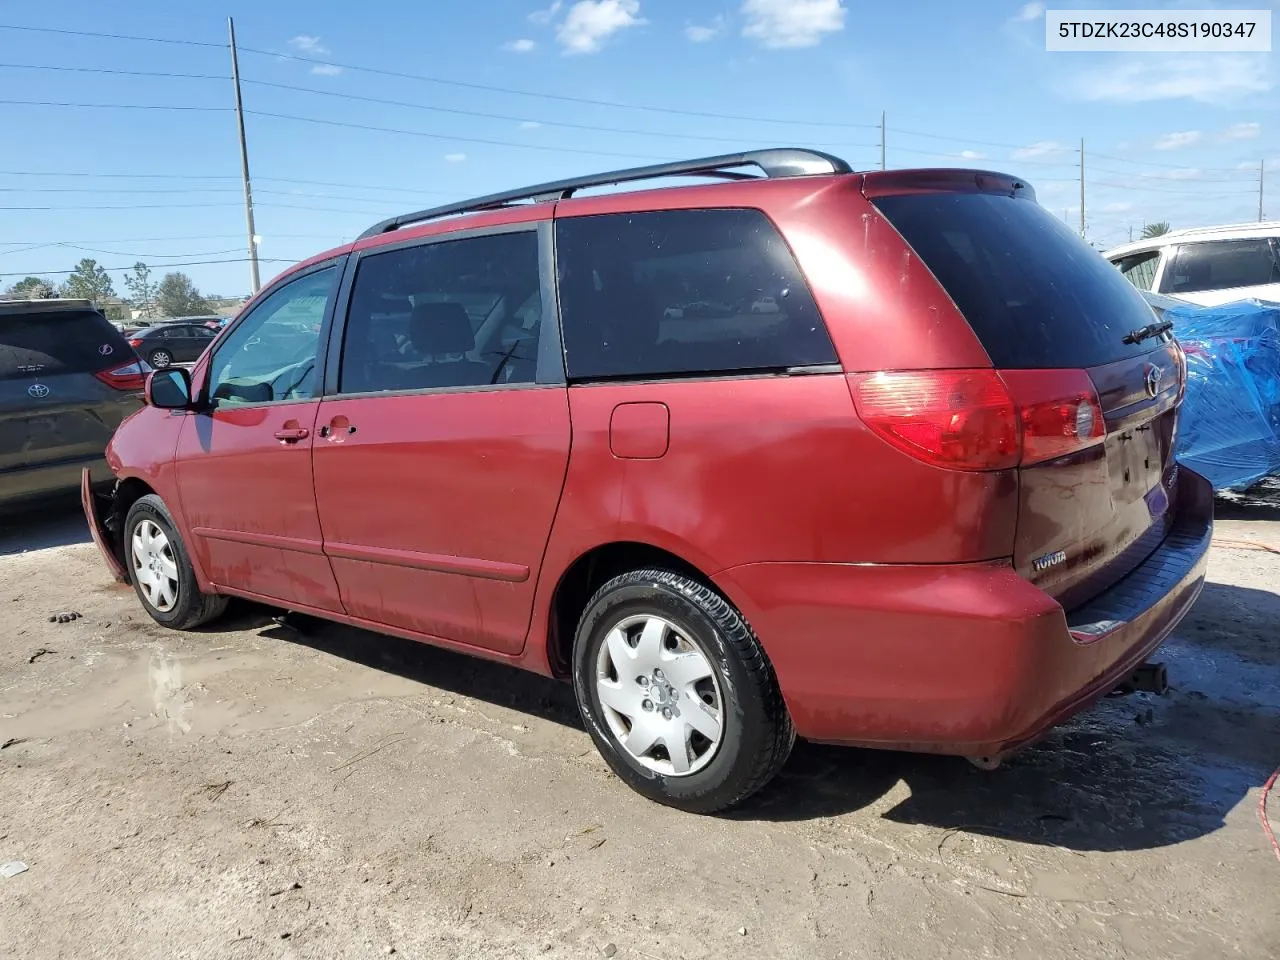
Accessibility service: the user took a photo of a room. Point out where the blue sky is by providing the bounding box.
[1,0,1276,297]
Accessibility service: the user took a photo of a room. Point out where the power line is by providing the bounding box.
[0,233,344,243]
[1089,150,1244,174]
[0,169,237,180]
[885,144,1081,168]
[0,23,879,130]
[0,64,879,149]
[0,201,245,210]
[245,109,676,161]
[0,98,228,111]
[0,62,223,81]
[0,242,245,259]
[0,23,223,47]
[0,170,457,198]
[4,257,296,276]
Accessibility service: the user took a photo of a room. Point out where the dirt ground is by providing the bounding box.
[1,498,1277,960]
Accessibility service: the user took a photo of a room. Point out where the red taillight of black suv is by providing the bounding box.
[94,359,150,392]
[81,149,1212,814]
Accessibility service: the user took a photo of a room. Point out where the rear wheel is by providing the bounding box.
[124,494,227,630]
[148,349,172,369]
[572,569,794,813]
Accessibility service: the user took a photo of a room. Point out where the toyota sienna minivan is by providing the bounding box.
[84,150,1211,812]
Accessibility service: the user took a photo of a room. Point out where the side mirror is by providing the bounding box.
[146,367,193,409]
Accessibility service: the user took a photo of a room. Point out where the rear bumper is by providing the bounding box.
[0,455,114,507]
[713,466,1213,759]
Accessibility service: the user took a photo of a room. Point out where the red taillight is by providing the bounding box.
[999,369,1105,466]
[851,369,1020,471]
[128,338,143,348]
[851,368,1106,471]
[94,360,150,392]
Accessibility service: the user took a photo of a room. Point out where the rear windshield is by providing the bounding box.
[872,193,1160,369]
[0,310,132,380]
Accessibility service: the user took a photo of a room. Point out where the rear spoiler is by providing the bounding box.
[862,168,1035,201]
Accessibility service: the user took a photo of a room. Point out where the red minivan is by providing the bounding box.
[84,150,1212,812]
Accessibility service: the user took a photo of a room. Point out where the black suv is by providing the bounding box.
[0,299,146,505]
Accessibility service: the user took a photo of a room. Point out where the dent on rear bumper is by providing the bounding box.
[713,468,1214,757]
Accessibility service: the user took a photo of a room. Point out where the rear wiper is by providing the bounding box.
[1122,319,1174,345]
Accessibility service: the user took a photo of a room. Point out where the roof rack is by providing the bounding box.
[356,148,851,241]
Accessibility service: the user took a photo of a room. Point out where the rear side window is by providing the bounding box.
[872,193,1160,369]
[1113,251,1161,291]
[1162,238,1280,294]
[0,309,131,380]
[556,208,836,381]
[339,230,544,394]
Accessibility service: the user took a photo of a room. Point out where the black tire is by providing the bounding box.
[123,494,227,630]
[148,349,172,369]
[572,568,794,814]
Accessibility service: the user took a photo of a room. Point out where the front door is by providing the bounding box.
[175,261,346,613]
[312,227,570,655]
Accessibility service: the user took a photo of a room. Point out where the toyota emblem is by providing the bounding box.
[27,383,50,399]
[1144,364,1163,399]
[98,343,114,356]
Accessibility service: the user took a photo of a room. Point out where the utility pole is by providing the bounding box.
[879,111,886,170]
[228,17,260,294]
[1079,137,1086,240]
[1259,159,1265,222]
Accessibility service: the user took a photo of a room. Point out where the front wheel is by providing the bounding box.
[124,494,227,630]
[572,569,794,814]
[148,349,172,369]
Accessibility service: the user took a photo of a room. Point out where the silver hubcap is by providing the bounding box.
[595,614,724,777]
[131,519,179,612]
[152,352,170,367]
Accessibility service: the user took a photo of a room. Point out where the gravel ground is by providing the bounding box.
[0,497,1277,960]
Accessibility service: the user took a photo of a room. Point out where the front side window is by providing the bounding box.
[339,231,543,394]
[1163,238,1280,294]
[555,208,836,381]
[1113,251,1161,291]
[206,266,336,405]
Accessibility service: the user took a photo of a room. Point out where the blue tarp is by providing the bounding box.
[1165,299,1280,491]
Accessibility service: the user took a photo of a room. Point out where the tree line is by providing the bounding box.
[1,259,221,321]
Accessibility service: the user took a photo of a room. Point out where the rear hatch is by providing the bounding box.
[869,182,1184,607]
[0,304,146,476]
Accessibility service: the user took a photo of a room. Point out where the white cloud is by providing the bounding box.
[443,153,467,163]
[557,0,645,54]
[1238,160,1260,170]
[741,0,845,49]
[1103,201,1134,213]
[288,35,329,54]
[1066,55,1271,104]
[1153,130,1202,151]
[519,120,542,129]
[1222,121,1261,141]
[529,1,562,24]
[310,63,342,76]
[1012,1,1044,22]
[685,15,726,42]
[1013,140,1066,160]
[504,38,538,52]
[959,149,986,160]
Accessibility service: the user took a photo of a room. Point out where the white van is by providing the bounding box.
[1104,223,1280,306]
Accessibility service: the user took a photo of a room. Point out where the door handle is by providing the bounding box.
[274,427,310,442]
[319,420,357,440]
